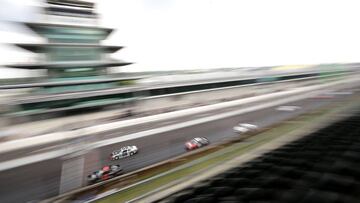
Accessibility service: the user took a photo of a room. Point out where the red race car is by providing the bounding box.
[185,137,209,151]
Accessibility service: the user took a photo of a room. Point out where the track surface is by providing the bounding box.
[159,107,360,203]
[0,87,358,203]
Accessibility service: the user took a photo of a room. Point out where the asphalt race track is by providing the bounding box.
[159,106,360,203]
[0,87,358,203]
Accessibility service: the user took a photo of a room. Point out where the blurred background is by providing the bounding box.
[0,0,359,203]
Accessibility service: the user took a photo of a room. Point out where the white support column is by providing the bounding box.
[59,156,85,194]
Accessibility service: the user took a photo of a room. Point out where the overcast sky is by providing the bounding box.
[1,0,360,77]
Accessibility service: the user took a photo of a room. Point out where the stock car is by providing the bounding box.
[276,106,301,112]
[110,145,138,160]
[233,123,258,134]
[185,137,210,151]
[87,165,123,185]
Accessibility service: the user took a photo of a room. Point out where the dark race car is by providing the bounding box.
[87,165,123,185]
[185,137,210,151]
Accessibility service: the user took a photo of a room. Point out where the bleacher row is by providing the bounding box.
[158,110,360,203]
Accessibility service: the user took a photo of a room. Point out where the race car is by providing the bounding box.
[87,165,123,185]
[110,145,138,160]
[233,123,258,134]
[185,137,210,151]
[276,106,301,112]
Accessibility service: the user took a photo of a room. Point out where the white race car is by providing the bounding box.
[110,146,138,160]
[276,106,301,112]
[233,123,258,134]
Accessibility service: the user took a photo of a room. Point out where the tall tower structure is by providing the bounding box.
[5,0,138,119]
